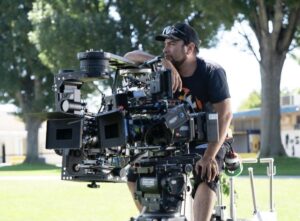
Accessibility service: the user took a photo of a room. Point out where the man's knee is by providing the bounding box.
[194,182,217,200]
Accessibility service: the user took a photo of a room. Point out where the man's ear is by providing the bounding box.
[186,43,195,55]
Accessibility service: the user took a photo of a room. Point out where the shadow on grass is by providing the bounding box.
[0,163,60,171]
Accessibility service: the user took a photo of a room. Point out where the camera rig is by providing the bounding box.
[45,50,220,220]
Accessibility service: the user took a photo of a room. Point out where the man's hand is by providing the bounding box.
[162,59,182,92]
[195,156,219,182]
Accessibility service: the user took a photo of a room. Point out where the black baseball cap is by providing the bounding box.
[155,23,200,49]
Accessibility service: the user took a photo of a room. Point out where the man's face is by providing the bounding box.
[163,39,187,68]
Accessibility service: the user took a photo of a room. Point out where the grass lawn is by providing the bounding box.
[225,178,300,221]
[0,162,60,175]
[0,157,299,221]
[0,176,299,221]
[0,180,138,221]
[239,156,300,176]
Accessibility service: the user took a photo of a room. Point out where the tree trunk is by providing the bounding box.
[24,115,44,163]
[259,52,286,157]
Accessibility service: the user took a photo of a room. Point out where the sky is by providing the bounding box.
[200,25,300,111]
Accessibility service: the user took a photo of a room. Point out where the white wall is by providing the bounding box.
[281,130,300,157]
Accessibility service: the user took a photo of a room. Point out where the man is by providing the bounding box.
[125,22,232,221]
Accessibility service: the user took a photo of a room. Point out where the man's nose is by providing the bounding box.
[163,46,168,55]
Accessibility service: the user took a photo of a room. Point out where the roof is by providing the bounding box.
[233,105,300,119]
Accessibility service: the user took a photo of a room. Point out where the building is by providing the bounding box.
[0,111,26,163]
[0,105,61,165]
[232,95,300,157]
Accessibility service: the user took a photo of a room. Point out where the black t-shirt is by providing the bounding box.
[175,57,230,112]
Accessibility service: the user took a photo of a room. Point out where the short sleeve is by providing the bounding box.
[208,67,230,103]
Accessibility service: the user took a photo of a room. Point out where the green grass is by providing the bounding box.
[239,156,300,176]
[0,176,298,221]
[0,158,299,221]
[0,162,59,171]
[224,178,300,221]
[0,180,138,221]
[0,162,60,175]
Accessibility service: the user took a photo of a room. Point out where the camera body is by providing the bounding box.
[45,50,219,217]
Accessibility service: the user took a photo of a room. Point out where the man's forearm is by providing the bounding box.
[203,98,232,159]
[124,50,155,64]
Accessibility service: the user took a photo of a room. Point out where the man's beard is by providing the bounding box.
[165,54,187,69]
[172,55,187,69]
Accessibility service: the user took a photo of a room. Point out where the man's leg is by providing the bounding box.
[127,181,143,212]
[193,182,217,221]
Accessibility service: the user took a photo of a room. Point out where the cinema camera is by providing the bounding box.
[45,50,219,220]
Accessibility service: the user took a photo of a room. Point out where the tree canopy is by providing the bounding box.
[0,1,53,112]
[28,0,235,72]
[239,90,262,110]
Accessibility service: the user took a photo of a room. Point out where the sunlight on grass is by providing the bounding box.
[0,177,299,221]
[223,178,300,221]
[0,180,138,221]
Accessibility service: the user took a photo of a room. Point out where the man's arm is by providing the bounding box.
[195,98,233,182]
[124,50,155,64]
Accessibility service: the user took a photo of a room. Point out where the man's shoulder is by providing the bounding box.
[197,57,224,72]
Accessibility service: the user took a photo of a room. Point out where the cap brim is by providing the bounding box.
[155,34,180,41]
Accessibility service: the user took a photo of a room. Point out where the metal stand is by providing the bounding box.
[259,158,276,212]
[229,177,236,221]
[248,167,258,214]
[247,158,277,221]
[227,158,258,221]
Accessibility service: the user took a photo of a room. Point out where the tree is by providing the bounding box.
[113,0,234,54]
[28,0,127,72]
[234,0,300,156]
[0,1,54,162]
[239,90,262,110]
[185,0,299,156]
[28,0,228,67]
